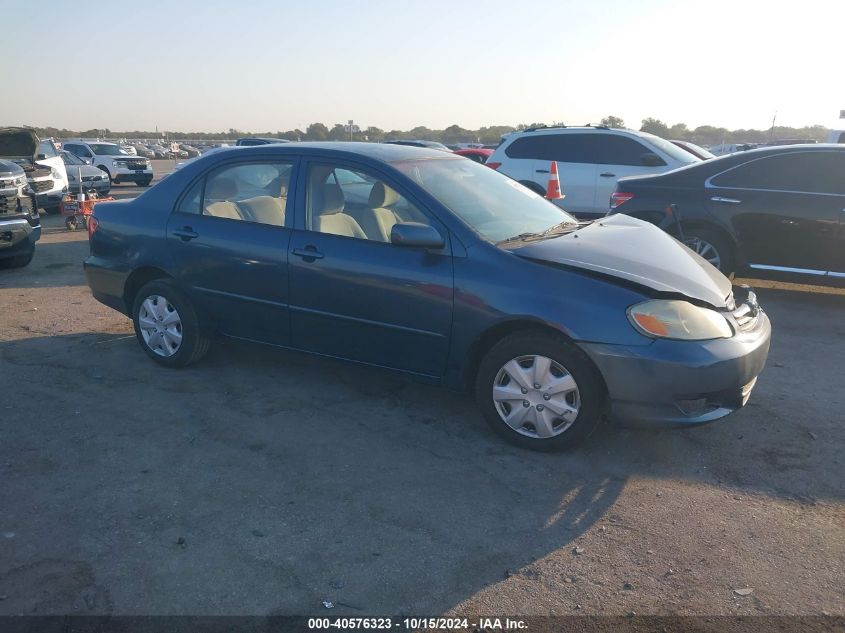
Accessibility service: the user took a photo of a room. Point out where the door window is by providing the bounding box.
[305,164,430,242]
[711,152,845,195]
[504,133,596,163]
[197,162,293,226]
[592,135,662,166]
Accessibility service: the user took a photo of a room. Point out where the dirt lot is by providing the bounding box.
[0,179,843,616]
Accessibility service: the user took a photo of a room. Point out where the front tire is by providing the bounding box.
[475,332,605,451]
[132,280,210,367]
[0,248,35,269]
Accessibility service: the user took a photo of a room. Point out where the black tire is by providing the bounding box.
[518,180,547,196]
[0,248,35,269]
[97,166,113,185]
[131,279,211,368]
[475,331,605,451]
[137,179,152,187]
[65,216,79,231]
[682,226,735,276]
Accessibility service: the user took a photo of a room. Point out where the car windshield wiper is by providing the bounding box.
[497,222,578,245]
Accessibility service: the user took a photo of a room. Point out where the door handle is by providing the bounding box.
[535,169,549,174]
[711,196,741,204]
[172,227,199,241]
[292,246,324,260]
[599,172,616,178]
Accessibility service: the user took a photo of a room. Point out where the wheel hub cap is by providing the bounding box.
[138,294,183,357]
[492,355,580,439]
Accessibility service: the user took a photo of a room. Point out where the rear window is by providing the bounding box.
[710,151,844,194]
[504,133,595,163]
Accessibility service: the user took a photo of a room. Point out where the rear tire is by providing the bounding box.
[475,331,605,451]
[137,179,152,187]
[132,280,210,367]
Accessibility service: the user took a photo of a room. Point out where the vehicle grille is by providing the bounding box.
[81,175,106,182]
[125,161,147,170]
[0,193,32,215]
[0,193,17,214]
[30,179,54,193]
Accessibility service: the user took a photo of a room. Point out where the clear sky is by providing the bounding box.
[4,0,844,132]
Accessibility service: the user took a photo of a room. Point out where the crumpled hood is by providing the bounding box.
[511,214,733,308]
[66,164,108,179]
[0,127,38,160]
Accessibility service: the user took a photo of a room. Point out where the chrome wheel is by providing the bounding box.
[137,294,183,357]
[685,237,721,269]
[492,355,580,439]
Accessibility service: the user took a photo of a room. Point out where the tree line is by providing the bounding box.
[30,118,832,147]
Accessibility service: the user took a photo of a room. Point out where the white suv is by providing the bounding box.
[62,141,153,187]
[487,126,699,218]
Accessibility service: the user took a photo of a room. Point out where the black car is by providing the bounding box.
[609,145,845,281]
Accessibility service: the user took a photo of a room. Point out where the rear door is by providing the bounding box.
[166,159,297,346]
[502,133,598,216]
[706,151,844,273]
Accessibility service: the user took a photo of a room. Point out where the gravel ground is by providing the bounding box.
[0,183,843,617]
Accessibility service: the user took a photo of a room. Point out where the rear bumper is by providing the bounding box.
[0,217,40,258]
[581,311,771,427]
[83,256,130,315]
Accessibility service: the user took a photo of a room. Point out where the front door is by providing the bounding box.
[166,159,296,346]
[287,160,454,378]
[707,151,844,273]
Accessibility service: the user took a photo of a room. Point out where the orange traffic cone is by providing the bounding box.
[545,161,564,200]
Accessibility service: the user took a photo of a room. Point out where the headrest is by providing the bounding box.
[207,176,237,200]
[319,184,345,215]
[368,182,400,208]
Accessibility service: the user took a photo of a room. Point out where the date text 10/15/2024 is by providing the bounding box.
[308,617,528,630]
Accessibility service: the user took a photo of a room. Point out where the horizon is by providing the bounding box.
[5,0,845,132]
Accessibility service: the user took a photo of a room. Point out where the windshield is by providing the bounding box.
[391,157,577,243]
[639,133,699,164]
[61,151,83,165]
[89,144,128,156]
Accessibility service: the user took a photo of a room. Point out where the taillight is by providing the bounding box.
[609,192,634,210]
[486,161,502,170]
[87,214,99,238]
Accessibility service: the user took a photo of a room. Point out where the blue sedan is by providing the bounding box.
[84,143,771,450]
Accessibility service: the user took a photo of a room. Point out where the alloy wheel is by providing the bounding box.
[685,237,722,269]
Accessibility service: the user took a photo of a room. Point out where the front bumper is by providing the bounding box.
[581,310,771,427]
[32,181,68,210]
[113,167,153,182]
[0,216,41,258]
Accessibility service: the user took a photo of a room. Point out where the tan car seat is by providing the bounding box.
[204,177,243,220]
[239,196,285,226]
[315,184,366,239]
[359,182,401,242]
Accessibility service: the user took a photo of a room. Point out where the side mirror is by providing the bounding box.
[390,222,445,248]
[641,152,666,167]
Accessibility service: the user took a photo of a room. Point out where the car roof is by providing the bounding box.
[206,141,450,162]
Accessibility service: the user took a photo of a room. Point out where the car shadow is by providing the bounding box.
[0,231,88,290]
[1,281,843,616]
